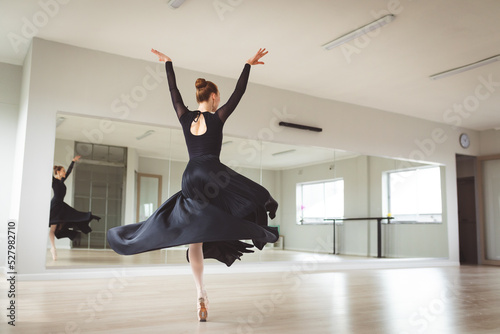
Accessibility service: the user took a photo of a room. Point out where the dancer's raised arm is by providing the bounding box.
[64,155,80,180]
[151,49,171,62]
[151,48,188,119]
[217,48,268,123]
[246,48,268,65]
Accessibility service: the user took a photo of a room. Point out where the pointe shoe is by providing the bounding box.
[197,292,208,322]
[50,247,57,261]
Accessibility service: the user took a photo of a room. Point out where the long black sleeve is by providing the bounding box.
[216,63,251,124]
[165,61,189,119]
[63,161,75,181]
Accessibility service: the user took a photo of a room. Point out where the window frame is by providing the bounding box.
[385,165,443,224]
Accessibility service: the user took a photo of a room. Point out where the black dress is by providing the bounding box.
[107,61,279,267]
[50,161,100,240]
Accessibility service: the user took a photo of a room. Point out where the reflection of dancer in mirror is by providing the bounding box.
[107,48,279,322]
[49,155,101,260]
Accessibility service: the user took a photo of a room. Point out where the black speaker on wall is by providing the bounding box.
[278,122,322,132]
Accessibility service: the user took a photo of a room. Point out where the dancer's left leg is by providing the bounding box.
[49,225,57,260]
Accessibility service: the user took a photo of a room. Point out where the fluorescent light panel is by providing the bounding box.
[136,130,155,140]
[323,14,396,50]
[430,55,500,80]
[272,149,296,157]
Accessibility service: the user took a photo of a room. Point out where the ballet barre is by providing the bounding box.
[323,217,394,258]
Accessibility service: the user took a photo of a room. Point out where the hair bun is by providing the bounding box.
[195,78,207,89]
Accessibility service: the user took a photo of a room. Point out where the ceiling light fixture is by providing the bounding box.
[168,0,186,9]
[136,130,155,140]
[430,55,500,80]
[272,149,296,157]
[322,14,396,50]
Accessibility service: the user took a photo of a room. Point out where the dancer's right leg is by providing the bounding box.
[189,243,208,321]
[49,225,57,260]
[189,243,205,296]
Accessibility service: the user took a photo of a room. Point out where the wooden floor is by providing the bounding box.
[2,265,500,333]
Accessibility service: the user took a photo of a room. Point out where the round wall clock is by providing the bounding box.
[459,133,470,148]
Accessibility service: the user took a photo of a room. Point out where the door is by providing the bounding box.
[457,177,478,264]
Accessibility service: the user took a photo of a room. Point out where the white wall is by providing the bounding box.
[479,129,500,156]
[9,37,477,277]
[0,62,22,271]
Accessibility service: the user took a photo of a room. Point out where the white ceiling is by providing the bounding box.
[2,0,500,131]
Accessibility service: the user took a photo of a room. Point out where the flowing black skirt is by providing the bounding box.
[107,155,279,266]
[49,200,100,240]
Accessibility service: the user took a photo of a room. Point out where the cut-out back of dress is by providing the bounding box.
[190,112,207,136]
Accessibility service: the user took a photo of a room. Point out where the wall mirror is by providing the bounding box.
[47,113,448,268]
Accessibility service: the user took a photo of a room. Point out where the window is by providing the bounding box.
[73,142,127,249]
[297,179,344,224]
[386,166,442,223]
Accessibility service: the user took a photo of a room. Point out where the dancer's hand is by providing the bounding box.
[151,48,171,62]
[246,48,268,65]
[72,155,81,162]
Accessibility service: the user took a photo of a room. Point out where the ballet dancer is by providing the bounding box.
[49,155,100,260]
[107,48,278,321]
